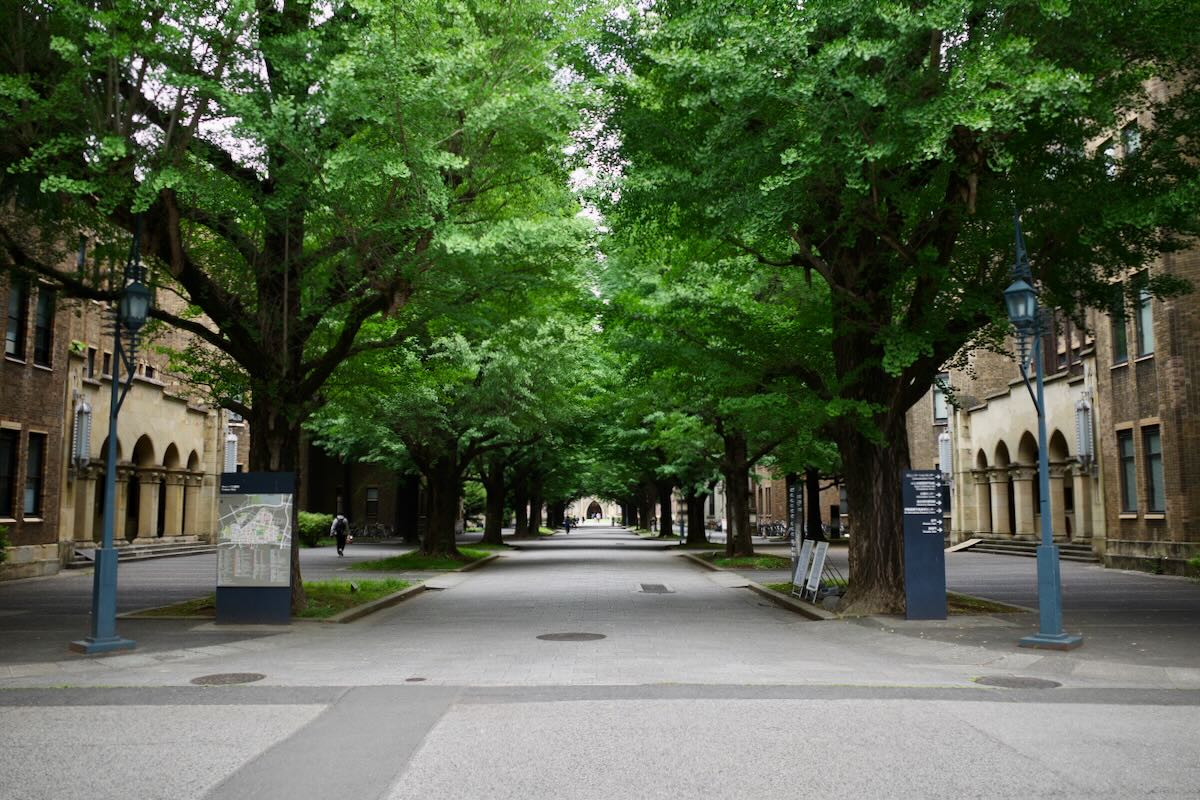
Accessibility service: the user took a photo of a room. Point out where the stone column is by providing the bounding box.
[136,469,164,540]
[1048,464,1069,541]
[989,472,1011,536]
[1071,461,1092,540]
[72,466,99,543]
[1011,467,1036,537]
[163,470,187,537]
[113,464,136,541]
[183,474,203,539]
[972,471,993,535]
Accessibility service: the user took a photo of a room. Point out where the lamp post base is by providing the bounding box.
[1019,631,1083,650]
[69,636,137,655]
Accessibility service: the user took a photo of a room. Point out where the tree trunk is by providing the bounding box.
[721,431,754,557]
[656,479,674,538]
[529,478,544,534]
[833,421,909,615]
[513,479,529,537]
[685,490,708,545]
[546,501,565,530]
[481,459,506,546]
[806,466,825,541]
[421,457,462,557]
[637,481,654,533]
[396,474,421,544]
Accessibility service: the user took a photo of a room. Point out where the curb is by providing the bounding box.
[324,582,427,624]
[676,552,836,621]
[457,553,501,572]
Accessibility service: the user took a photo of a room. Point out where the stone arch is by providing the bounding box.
[96,436,123,463]
[131,434,156,467]
[186,450,201,471]
[162,442,182,469]
[1048,429,1070,462]
[1017,431,1039,465]
[993,441,1011,468]
[975,449,989,470]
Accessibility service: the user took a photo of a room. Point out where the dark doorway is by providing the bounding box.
[586,501,602,519]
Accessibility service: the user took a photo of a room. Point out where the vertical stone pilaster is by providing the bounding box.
[1048,464,1069,541]
[136,469,165,540]
[972,471,993,534]
[989,473,1012,536]
[113,464,136,541]
[73,466,99,543]
[1071,462,1093,540]
[1011,467,1036,536]
[163,470,187,537]
[183,474,203,539]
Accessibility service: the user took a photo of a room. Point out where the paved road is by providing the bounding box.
[1,525,1198,799]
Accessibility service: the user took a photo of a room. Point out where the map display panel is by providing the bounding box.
[217,486,293,588]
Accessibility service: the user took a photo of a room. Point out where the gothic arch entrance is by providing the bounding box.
[586,501,603,519]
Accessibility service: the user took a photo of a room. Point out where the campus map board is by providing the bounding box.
[217,490,293,587]
[216,472,294,624]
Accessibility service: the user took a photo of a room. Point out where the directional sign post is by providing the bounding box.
[902,469,948,620]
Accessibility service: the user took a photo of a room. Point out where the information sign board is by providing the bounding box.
[786,476,803,543]
[805,540,829,599]
[216,472,294,624]
[902,469,947,619]
[792,538,815,591]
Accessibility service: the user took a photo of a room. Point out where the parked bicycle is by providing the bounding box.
[350,522,392,540]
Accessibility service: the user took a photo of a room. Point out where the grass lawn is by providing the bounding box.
[701,552,792,570]
[133,578,412,620]
[301,536,337,549]
[761,582,1022,615]
[350,547,492,572]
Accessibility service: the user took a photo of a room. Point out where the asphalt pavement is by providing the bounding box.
[1,524,1197,799]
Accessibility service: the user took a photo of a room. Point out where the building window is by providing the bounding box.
[144,364,155,380]
[1135,285,1154,356]
[102,352,112,376]
[1143,426,1164,513]
[23,432,46,517]
[5,278,29,359]
[0,429,18,517]
[1111,308,1128,364]
[764,486,771,515]
[708,493,715,515]
[1102,138,1118,177]
[365,487,379,519]
[1117,429,1137,513]
[932,374,950,423]
[1122,123,1141,158]
[32,288,55,366]
[86,347,97,378]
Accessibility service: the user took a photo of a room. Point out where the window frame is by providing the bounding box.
[365,486,380,519]
[1110,307,1128,365]
[23,431,46,517]
[1117,429,1138,513]
[932,373,950,423]
[1135,285,1154,357]
[1142,426,1165,513]
[5,278,29,360]
[0,428,19,518]
[32,287,55,366]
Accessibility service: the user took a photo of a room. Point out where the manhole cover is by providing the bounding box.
[191,672,266,686]
[536,632,606,641]
[640,583,673,594]
[974,675,1061,690]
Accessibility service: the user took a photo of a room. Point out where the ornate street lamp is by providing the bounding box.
[1005,212,1082,650]
[71,220,150,654]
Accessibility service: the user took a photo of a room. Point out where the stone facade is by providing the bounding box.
[909,245,1200,574]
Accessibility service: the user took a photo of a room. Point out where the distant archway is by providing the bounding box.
[586,501,603,519]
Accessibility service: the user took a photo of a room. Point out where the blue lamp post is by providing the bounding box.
[1005,213,1082,651]
[70,222,150,654]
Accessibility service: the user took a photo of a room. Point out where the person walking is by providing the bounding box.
[331,513,350,556]
[563,516,572,534]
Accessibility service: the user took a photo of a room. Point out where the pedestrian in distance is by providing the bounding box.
[331,514,350,556]
[563,517,572,534]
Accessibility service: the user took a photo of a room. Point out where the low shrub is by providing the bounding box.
[298,511,333,548]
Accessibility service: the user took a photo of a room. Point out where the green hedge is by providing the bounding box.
[298,512,333,548]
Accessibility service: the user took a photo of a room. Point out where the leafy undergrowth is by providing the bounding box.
[761,583,1021,615]
[350,547,491,572]
[133,579,411,620]
[702,552,792,570]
